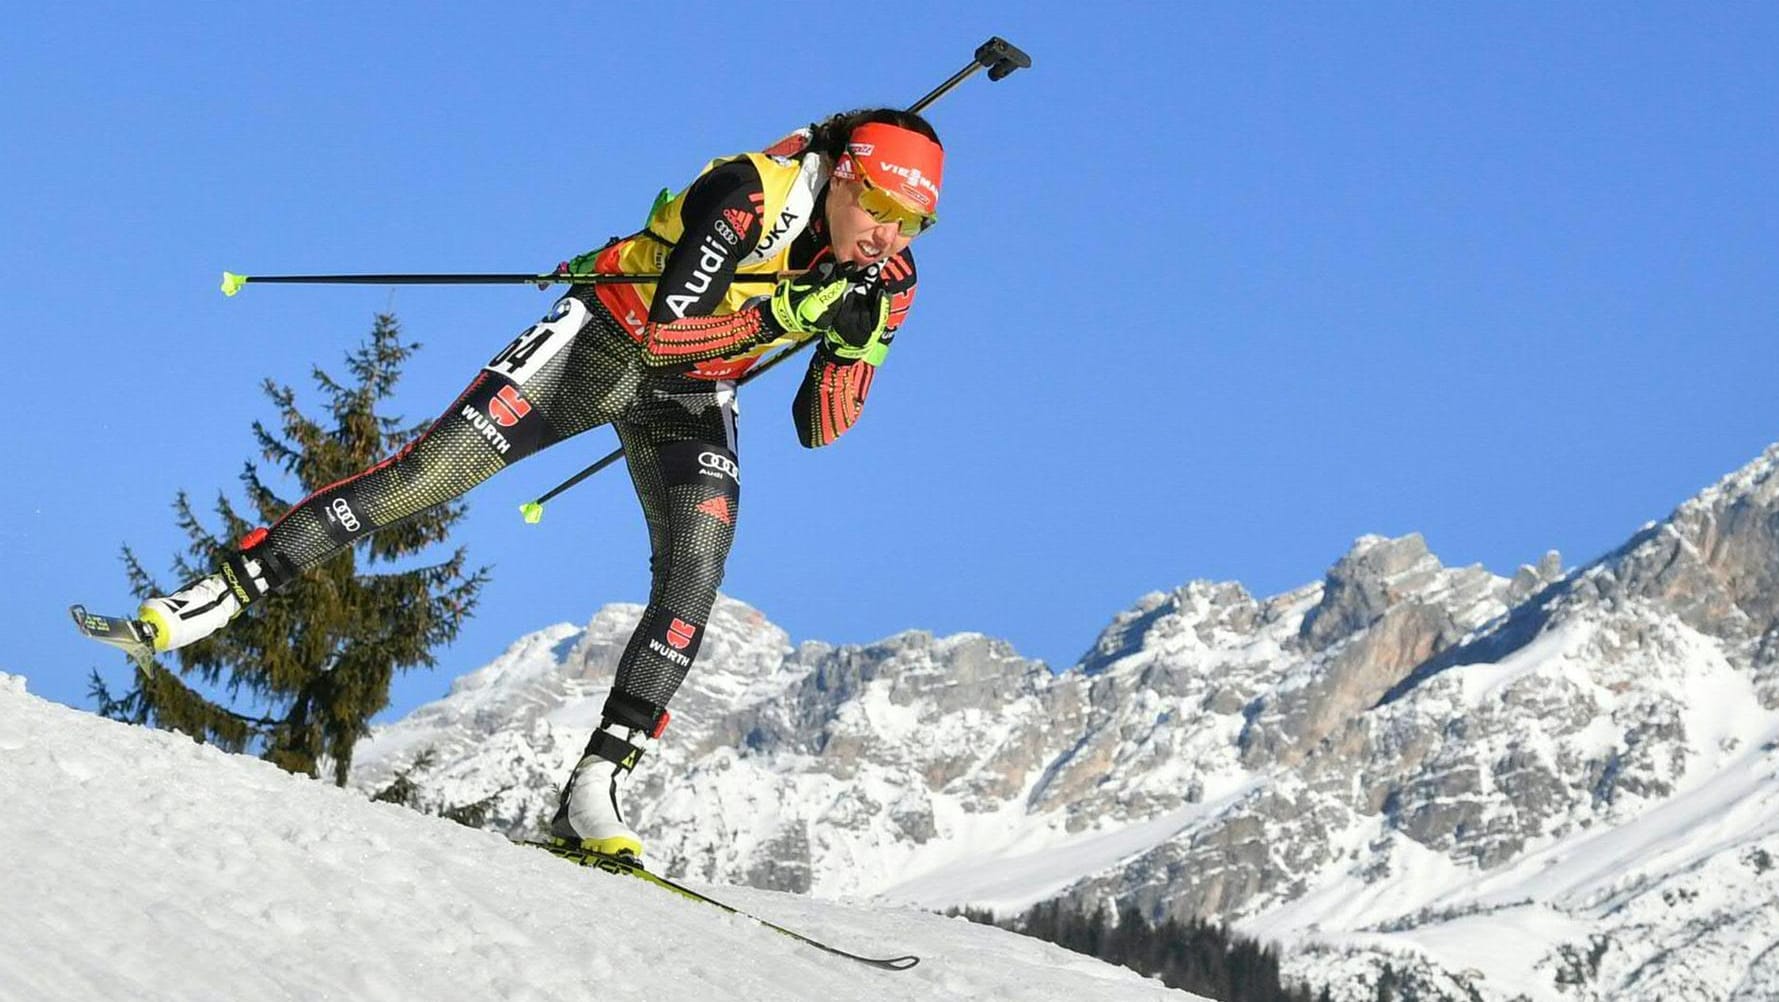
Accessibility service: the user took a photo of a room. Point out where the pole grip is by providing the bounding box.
[976,37,1033,81]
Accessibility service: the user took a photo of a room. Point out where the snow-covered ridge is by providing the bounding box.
[349,442,1779,1000]
[0,672,1194,1002]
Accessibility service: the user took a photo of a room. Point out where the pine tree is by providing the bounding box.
[90,313,488,786]
[974,895,1332,1001]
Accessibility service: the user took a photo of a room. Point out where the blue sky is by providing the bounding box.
[5,3,1776,724]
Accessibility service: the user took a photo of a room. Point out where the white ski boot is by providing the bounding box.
[135,536,286,652]
[550,722,652,860]
[137,573,242,652]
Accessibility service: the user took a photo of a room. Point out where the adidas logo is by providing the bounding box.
[723,207,754,235]
[696,496,734,526]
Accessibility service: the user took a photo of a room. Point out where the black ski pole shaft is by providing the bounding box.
[521,448,626,517]
[225,38,1031,306]
[522,35,1030,523]
[519,335,818,523]
[219,270,781,297]
[909,36,1032,114]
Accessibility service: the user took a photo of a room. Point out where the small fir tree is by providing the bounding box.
[91,313,488,786]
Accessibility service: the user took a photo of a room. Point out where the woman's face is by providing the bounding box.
[825,177,916,267]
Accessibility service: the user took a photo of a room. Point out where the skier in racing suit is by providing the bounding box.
[132,108,944,861]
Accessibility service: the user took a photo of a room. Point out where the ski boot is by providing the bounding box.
[137,529,288,652]
[549,696,670,862]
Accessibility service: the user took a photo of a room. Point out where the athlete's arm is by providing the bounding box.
[791,252,917,448]
[636,160,781,366]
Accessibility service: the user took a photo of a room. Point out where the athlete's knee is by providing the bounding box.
[601,690,671,737]
[340,374,543,527]
[663,545,731,596]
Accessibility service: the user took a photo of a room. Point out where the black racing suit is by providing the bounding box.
[222,155,919,735]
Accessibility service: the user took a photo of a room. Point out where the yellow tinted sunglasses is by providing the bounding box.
[849,157,938,237]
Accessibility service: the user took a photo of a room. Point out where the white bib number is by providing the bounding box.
[486,296,585,385]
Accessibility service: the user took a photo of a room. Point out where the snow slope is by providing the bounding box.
[0,673,1196,1002]
[340,444,1779,1001]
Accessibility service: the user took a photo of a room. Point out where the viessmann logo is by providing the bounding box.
[876,162,939,208]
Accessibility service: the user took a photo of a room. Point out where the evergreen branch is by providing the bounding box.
[251,420,302,472]
[121,545,161,600]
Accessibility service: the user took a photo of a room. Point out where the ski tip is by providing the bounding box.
[882,956,920,971]
[69,604,161,674]
[69,604,112,640]
[519,501,544,524]
[220,271,248,297]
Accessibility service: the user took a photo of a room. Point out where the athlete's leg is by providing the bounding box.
[550,375,741,857]
[141,292,642,651]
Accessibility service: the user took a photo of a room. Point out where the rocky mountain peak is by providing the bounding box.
[1076,580,1263,678]
[1507,549,1565,604]
[1631,443,1779,641]
[1299,533,1443,651]
[353,443,1779,1002]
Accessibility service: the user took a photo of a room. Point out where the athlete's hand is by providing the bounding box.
[540,249,606,290]
[767,261,851,334]
[538,261,570,290]
[767,263,890,363]
[818,267,891,363]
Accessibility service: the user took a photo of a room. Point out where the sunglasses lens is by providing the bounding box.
[858,185,934,237]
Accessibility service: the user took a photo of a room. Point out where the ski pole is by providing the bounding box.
[908,36,1032,113]
[218,270,782,297]
[517,332,818,523]
[520,35,1032,524]
[219,37,1031,303]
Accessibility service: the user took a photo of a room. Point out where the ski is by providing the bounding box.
[522,840,920,971]
[69,605,159,672]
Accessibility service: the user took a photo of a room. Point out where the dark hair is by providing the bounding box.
[806,108,941,158]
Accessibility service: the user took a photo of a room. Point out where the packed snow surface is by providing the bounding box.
[0,673,1197,1002]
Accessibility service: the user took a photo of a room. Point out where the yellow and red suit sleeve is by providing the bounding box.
[793,351,877,448]
[640,307,778,366]
[880,254,916,331]
[632,158,778,367]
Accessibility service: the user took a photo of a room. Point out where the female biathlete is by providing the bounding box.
[123,108,943,862]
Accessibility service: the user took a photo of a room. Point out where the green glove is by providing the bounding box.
[768,264,891,364]
[565,249,603,275]
[768,263,853,334]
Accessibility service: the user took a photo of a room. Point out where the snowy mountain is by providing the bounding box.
[0,671,1195,1001]
[348,443,1779,1002]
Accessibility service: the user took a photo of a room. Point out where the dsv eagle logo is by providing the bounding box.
[699,451,739,484]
